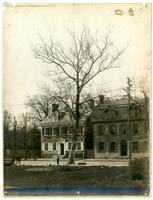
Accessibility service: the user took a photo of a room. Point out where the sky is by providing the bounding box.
[3,3,151,117]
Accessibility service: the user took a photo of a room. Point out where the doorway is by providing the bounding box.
[60,143,64,155]
[120,140,127,156]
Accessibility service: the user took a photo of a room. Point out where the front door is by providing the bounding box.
[120,140,127,156]
[60,143,64,155]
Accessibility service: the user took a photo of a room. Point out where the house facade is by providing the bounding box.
[40,105,84,158]
[84,97,149,159]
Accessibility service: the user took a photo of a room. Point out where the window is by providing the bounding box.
[132,142,138,152]
[67,127,73,135]
[79,126,83,135]
[45,128,50,136]
[106,110,117,119]
[121,124,127,135]
[44,143,48,151]
[110,125,117,135]
[68,143,72,150]
[53,127,59,136]
[50,128,52,135]
[53,143,56,150]
[130,108,141,118]
[61,127,67,134]
[99,142,104,152]
[98,125,105,135]
[77,143,81,150]
[106,112,111,119]
[132,123,138,134]
[42,128,44,136]
[110,142,116,153]
[144,141,148,152]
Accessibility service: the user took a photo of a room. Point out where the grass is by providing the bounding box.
[4,165,149,188]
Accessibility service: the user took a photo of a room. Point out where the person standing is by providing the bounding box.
[57,154,59,165]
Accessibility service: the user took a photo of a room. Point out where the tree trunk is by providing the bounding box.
[67,87,80,165]
[67,141,77,164]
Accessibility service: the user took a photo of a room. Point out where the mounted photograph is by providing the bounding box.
[3,3,151,196]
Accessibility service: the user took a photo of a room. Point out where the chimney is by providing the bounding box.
[52,104,59,112]
[89,99,95,110]
[99,95,104,104]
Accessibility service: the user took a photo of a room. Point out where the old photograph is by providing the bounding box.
[3,3,151,196]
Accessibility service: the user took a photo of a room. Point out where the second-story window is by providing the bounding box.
[121,124,127,135]
[110,125,117,135]
[53,127,59,136]
[61,126,67,135]
[42,128,44,136]
[78,126,83,135]
[98,125,105,135]
[67,127,73,135]
[144,141,148,152]
[45,128,50,136]
[132,123,138,134]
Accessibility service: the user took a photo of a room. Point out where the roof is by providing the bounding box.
[40,111,84,127]
[87,98,146,123]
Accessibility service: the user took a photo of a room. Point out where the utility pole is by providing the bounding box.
[13,116,17,158]
[123,77,133,163]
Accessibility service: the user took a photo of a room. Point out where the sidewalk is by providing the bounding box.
[20,158,129,167]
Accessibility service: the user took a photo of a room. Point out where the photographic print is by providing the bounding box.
[3,3,151,196]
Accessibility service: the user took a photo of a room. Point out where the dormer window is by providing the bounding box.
[130,104,142,118]
[105,106,117,120]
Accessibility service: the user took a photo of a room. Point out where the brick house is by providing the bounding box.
[84,97,149,159]
[40,104,84,158]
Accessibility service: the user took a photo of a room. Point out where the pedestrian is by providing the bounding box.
[57,154,59,165]
[16,155,21,166]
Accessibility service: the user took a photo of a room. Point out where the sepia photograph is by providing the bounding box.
[3,3,151,196]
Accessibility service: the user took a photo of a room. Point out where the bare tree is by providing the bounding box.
[4,110,12,131]
[19,113,31,160]
[4,110,12,149]
[139,78,150,134]
[33,27,125,164]
[26,92,55,122]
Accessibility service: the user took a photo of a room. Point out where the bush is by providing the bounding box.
[130,158,149,180]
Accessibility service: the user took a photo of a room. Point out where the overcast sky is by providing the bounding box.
[3,4,151,116]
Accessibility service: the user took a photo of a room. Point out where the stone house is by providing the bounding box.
[84,96,149,159]
[40,104,84,158]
